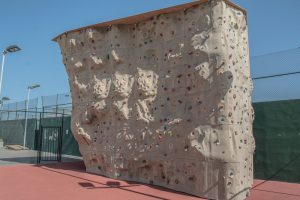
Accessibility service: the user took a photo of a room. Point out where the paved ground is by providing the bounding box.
[0,161,299,200]
[0,147,81,166]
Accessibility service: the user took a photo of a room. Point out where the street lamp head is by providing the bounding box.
[1,96,10,101]
[3,45,21,54]
[5,45,21,53]
[0,96,10,105]
[28,84,40,90]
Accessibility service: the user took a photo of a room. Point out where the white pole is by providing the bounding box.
[0,53,6,97]
[0,101,3,120]
[23,88,31,148]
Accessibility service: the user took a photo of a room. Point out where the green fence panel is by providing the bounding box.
[253,99,300,183]
[61,116,81,156]
[0,119,37,149]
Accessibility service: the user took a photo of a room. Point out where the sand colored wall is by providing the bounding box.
[56,1,254,199]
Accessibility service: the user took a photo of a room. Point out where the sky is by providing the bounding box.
[0,0,300,103]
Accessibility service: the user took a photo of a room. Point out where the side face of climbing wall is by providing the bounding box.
[56,1,254,199]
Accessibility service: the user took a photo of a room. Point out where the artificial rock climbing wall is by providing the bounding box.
[55,0,255,199]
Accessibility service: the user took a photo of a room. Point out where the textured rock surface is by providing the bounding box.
[56,0,255,199]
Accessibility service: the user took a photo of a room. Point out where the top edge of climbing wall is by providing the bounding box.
[52,0,246,42]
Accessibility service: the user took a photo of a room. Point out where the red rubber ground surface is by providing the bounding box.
[0,162,299,200]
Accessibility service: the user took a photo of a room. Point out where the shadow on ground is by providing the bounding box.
[36,161,200,200]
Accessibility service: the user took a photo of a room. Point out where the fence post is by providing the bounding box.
[60,110,64,162]
[16,102,18,119]
[7,104,9,120]
[55,94,59,117]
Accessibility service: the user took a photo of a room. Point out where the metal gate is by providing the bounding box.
[37,126,62,163]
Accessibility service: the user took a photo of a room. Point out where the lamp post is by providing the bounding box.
[23,84,40,148]
[0,45,21,97]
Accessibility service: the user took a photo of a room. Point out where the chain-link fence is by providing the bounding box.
[41,92,72,116]
[252,47,300,102]
[0,98,38,148]
[0,98,39,120]
[250,48,300,183]
[0,94,79,156]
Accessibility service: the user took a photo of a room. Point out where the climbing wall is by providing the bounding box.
[55,0,255,199]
